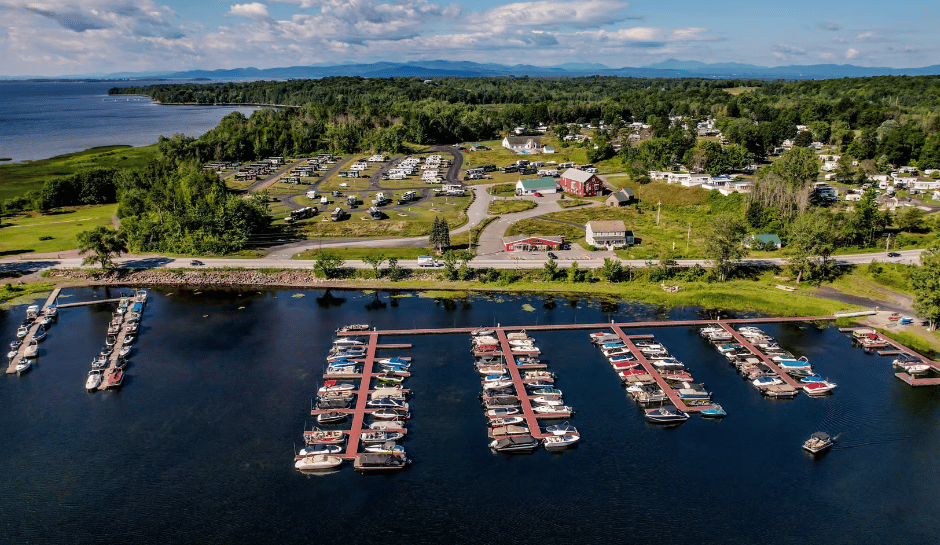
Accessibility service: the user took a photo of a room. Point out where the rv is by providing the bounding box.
[367,206,383,220]
[373,192,388,205]
[330,207,346,221]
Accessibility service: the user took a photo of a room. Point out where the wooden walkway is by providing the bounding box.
[336,315,837,337]
[91,293,146,391]
[612,326,715,413]
[5,288,60,374]
[716,322,802,390]
[56,298,124,309]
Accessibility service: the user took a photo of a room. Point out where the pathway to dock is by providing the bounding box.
[5,288,60,374]
[716,322,802,389]
[612,326,716,413]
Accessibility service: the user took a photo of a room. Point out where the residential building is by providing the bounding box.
[745,234,782,249]
[502,235,564,252]
[502,136,544,153]
[515,177,558,195]
[605,188,636,207]
[586,220,633,249]
[559,168,603,197]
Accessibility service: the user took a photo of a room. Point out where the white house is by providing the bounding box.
[586,220,634,249]
[912,180,940,191]
[648,171,669,181]
[502,136,544,153]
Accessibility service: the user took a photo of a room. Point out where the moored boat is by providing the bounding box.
[489,434,539,453]
[471,327,494,337]
[23,340,38,358]
[542,434,580,450]
[488,416,525,427]
[371,408,410,420]
[16,325,29,339]
[317,412,348,425]
[485,407,520,418]
[86,370,103,391]
[644,405,689,424]
[700,405,727,418]
[299,444,342,455]
[802,381,837,396]
[305,428,346,445]
[354,453,408,472]
[107,369,124,389]
[15,357,31,375]
[364,441,406,455]
[295,454,343,471]
[360,431,404,444]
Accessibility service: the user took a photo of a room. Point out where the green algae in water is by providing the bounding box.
[522,304,536,312]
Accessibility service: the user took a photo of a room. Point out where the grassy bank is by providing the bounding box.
[0,282,55,306]
[0,145,158,202]
[296,247,434,260]
[488,199,536,215]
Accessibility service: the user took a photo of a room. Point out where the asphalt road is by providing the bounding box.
[0,249,924,275]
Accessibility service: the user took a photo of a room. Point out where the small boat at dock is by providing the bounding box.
[299,444,342,455]
[317,412,348,425]
[488,416,525,427]
[15,357,31,375]
[86,370,103,391]
[489,434,539,453]
[23,340,38,358]
[107,369,124,389]
[486,407,520,418]
[369,420,405,431]
[364,441,406,455]
[471,327,494,337]
[360,431,404,444]
[700,405,727,418]
[354,453,408,472]
[645,405,689,424]
[16,325,28,339]
[295,454,343,471]
[371,408,410,420]
[305,428,346,445]
[337,324,369,332]
[542,434,580,450]
[802,381,837,396]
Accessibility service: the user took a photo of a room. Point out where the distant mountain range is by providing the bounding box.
[6,59,940,81]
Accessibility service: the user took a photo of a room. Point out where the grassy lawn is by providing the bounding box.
[488,183,516,196]
[0,145,158,202]
[0,204,118,256]
[558,198,591,208]
[0,282,56,305]
[505,219,584,239]
[488,199,537,215]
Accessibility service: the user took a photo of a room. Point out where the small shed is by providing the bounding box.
[605,188,636,207]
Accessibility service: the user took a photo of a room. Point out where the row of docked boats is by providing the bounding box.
[85,291,146,391]
[8,303,57,375]
[590,331,726,424]
[296,326,412,473]
[844,328,938,380]
[700,324,837,398]
[470,328,580,452]
[849,328,889,350]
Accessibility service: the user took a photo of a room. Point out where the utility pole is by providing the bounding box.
[686,223,692,255]
[886,233,891,256]
[656,201,662,226]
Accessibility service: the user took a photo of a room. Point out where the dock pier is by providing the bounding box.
[5,288,60,374]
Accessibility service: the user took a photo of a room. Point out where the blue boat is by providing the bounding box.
[601,342,625,349]
[700,405,727,418]
[776,357,812,371]
[799,374,824,384]
[609,354,635,363]
[130,302,144,314]
[484,374,506,382]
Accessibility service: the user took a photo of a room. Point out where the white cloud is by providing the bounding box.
[818,52,834,59]
[846,48,859,59]
[227,3,272,21]
[464,0,633,31]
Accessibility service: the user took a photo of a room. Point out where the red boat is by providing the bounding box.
[107,369,124,388]
[620,369,649,380]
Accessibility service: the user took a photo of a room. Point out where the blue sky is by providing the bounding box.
[0,0,937,76]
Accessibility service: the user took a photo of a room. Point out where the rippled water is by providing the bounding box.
[1,287,938,544]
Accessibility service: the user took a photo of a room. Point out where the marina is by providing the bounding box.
[840,327,940,386]
[3,287,940,544]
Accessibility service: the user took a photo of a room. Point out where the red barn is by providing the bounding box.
[502,235,564,252]
[559,168,603,197]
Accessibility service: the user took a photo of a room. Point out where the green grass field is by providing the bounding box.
[0,145,158,202]
[487,199,537,215]
[294,194,471,237]
[0,204,118,256]
[504,219,584,240]
[296,247,435,260]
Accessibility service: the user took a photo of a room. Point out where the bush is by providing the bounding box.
[498,270,520,285]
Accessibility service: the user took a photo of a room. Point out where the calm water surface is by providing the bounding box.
[0,81,262,162]
[0,287,938,544]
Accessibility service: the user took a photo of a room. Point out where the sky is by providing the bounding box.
[0,0,937,76]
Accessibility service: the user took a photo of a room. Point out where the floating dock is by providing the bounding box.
[612,326,717,413]
[840,327,940,386]
[715,322,803,390]
[5,288,60,375]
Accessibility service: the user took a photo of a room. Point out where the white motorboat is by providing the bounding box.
[371,387,406,400]
[533,404,573,415]
[531,396,564,406]
[15,357,31,375]
[86,370,103,391]
[295,454,343,471]
[333,337,365,347]
[119,345,132,358]
[477,365,507,375]
[802,381,837,396]
[23,340,38,358]
[369,420,406,431]
[486,407,520,418]
[7,350,17,361]
[16,325,29,339]
[543,434,580,450]
[488,416,525,427]
[508,339,535,348]
[31,327,47,341]
[543,422,579,436]
[122,335,134,346]
[364,441,406,455]
[470,327,494,337]
[318,382,356,394]
[299,444,342,456]
[482,379,513,390]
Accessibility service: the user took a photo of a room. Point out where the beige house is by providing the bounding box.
[586,220,634,249]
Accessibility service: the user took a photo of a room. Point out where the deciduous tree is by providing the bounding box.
[77,226,128,270]
[702,214,749,281]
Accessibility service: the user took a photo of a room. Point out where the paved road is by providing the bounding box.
[1,249,924,276]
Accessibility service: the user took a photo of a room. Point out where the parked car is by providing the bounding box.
[533,192,543,197]
[190,260,204,266]
[888,252,901,257]
[547,252,557,259]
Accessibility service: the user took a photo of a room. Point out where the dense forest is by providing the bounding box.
[112,75,940,171]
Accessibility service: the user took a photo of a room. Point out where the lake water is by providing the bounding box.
[1,287,938,544]
[0,81,263,162]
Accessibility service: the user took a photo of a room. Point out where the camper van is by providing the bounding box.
[373,192,388,206]
[330,207,346,221]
